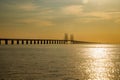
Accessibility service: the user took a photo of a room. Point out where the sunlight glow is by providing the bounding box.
[87,45,110,80]
[89,47,107,58]
[83,0,89,4]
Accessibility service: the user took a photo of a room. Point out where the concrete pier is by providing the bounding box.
[41,40,42,44]
[30,40,32,44]
[26,40,28,44]
[17,40,19,44]
[5,40,8,45]
[22,40,24,44]
[34,40,36,44]
[37,40,39,44]
[11,40,14,45]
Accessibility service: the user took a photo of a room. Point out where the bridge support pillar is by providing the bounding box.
[54,40,55,44]
[40,40,42,44]
[34,40,36,44]
[5,40,8,45]
[46,40,48,44]
[65,41,68,44]
[54,40,56,44]
[37,40,39,44]
[53,40,55,44]
[0,40,1,45]
[11,40,14,45]
[30,40,32,44]
[58,40,59,44]
[61,41,62,44]
[50,40,52,44]
[55,40,57,44]
[57,40,58,44]
[17,40,19,44]
[51,40,53,44]
[59,40,61,44]
[43,40,45,44]
[26,40,28,44]
[60,41,62,44]
[49,40,51,44]
[56,40,58,44]
[62,41,64,44]
[22,40,24,44]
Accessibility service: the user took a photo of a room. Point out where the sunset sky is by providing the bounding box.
[0,0,120,43]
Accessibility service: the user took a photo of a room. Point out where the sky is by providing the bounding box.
[0,0,120,43]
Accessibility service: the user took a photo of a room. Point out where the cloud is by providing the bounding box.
[85,12,112,20]
[59,5,117,22]
[74,18,100,23]
[17,3,39,11]
[1,1,39,11]
[61,5,83,16]
[82,11,120,23]
[17,19,55,27]
[59,6,112,23]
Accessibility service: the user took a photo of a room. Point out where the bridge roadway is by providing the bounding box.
[0,38,81,45]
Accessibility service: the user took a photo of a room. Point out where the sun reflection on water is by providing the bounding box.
[89,47,108,59]
[86,45,112,80]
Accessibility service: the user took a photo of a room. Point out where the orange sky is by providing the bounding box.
[0,0,120,43]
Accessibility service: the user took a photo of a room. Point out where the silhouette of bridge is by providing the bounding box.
[0,34,90,45]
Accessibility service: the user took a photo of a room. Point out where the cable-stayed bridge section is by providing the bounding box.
[0,34,93,45]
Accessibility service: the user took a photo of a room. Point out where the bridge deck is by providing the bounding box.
[0,38,91,45]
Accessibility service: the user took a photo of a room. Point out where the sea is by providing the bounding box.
[0,44,120,80]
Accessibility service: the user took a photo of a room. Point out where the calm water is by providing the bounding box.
[0,44,120,80]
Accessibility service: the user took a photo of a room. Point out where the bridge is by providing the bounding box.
[0,38,83,45]
[0,34,90,45]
